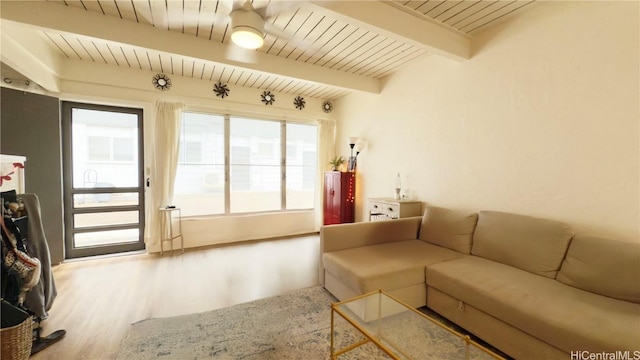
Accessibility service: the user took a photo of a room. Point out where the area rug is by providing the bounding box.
[117,286,495,359]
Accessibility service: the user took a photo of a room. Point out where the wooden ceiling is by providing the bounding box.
[1,1,538,100]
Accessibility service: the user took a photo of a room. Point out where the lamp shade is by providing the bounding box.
[230,8,265,49]
[347,137,359,146]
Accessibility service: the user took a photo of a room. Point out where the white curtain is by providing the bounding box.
[144,102,184,248]
[315,119,336,230]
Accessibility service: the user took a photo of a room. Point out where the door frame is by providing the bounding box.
[61,101,145,259]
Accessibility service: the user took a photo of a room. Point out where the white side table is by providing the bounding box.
[159,207,184,255]
[368,198,422,221]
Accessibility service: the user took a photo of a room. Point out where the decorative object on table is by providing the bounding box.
[152,74,172,91]
[347,137,366,172]
[395,172,402,200]
[293,96,305,110]
[213,82,230,98]
[322,101,333,113]
[328,156,345,171]
[261,90,275,105]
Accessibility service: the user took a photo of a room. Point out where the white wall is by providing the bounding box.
[182,211,315,248]
[335,1,639,241]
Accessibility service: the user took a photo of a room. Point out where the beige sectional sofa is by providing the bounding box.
[320,206,640,359]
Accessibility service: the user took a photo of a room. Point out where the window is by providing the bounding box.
[174,113,225,216]
[286,123,318,210]
[183,141,203,163]
[87,135,134,162]
[71,108,139,188]
[173,112,318,217]
[113,138,134,161]
[230,117,281,213]
[88,136,110,161]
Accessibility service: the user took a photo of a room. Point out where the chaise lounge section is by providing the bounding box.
[320,206,640,359]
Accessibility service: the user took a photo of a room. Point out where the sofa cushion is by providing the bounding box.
[322,239,465,294]
[471,211,573,278]
[557,235,640,304]
[418,206,478,254]
[427,256,640,353]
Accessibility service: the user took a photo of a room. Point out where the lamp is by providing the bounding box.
[230,4,265,50]
[354,140,365,158]
[347,137,364,172]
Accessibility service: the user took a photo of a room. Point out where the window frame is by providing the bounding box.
[174,111,318,217]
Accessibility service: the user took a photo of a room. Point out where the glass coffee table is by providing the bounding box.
[330,289,504,359]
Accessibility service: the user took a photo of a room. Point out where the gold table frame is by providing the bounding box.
[330,289,504,360]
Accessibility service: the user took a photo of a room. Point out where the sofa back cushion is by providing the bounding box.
[557,235,640,304]
[419,206,478,254]
[471,211,573,278]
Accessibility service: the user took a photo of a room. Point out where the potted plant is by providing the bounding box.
[329,156,345,171]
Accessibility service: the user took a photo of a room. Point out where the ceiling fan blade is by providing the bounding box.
[254,1,300,20]
[264,21,318,54]
[133,1,202,30]
[133,0,170,29]
[178,2,232,29]
[132,0,153,26]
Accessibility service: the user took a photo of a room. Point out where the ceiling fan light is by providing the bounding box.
[230,9,265,50]
[231,27,264,49]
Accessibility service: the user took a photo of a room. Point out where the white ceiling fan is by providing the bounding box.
[175,0,311,63]
[229,1,268,50]
[227,0,321,63]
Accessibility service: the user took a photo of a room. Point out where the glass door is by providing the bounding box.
[61,102,145,258]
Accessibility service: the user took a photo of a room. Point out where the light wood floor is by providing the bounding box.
[31,234,321,360]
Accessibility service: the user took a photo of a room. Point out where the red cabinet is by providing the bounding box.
[323,171,355,225]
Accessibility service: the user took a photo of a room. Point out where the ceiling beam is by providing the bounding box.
[0,1,381,94]
[305,1,471,61]
[0,20,61,92]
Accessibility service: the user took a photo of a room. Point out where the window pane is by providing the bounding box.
[230,117,281,213]
[184,141,202,163]
[174,113,225,216]
[71,108,139,188]
[88,136,110,161]
[73,192,139,208]
[74,211,139,228]
[286,123,317,209]
[174,113,317,216]
[113,138,134,161]
[74,228,139,247]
